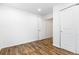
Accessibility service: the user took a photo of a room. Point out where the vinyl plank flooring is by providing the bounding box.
[0,38,77,55]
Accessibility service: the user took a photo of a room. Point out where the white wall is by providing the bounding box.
[0,5,53,48]
[0,5,39,48]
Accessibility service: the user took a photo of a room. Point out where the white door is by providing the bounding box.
[60,6,76,53]
[38,17,53,40]
[72,5,79,53]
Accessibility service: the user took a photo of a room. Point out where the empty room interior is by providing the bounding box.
[0,3,79,55]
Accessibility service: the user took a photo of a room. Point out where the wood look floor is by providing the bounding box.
[0,38,77,55]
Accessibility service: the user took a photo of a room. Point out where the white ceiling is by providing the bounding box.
[1,3,62,16]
